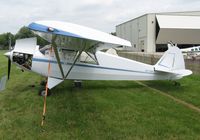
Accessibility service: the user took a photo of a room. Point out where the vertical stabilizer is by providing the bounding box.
[154,44,192,76]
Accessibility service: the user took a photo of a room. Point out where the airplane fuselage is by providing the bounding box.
[28,48,180,81]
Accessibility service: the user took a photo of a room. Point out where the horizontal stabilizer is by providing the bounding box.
[155,68,192,76]
[171,69,192,76]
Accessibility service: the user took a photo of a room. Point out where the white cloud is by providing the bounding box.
[0,0,200,34]
[81,0,114,5]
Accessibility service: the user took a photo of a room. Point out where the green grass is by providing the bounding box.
[1,50,200,139]
[143,75,200,108]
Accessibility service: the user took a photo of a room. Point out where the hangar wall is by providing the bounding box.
[116,14,156,52]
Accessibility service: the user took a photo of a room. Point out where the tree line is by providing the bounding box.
[0,27,48,50]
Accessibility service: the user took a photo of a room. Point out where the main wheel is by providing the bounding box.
[38,87,51,96]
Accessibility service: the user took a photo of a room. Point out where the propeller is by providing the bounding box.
[8,58,11,80]
[8,36,12,80]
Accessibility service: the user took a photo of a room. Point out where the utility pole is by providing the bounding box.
[8,35,11,50]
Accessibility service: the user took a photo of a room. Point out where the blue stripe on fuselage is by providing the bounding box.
[32,58,155,74]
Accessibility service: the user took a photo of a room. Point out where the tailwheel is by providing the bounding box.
[39,87,51,96]
[74,80,82,88]
[173,81,181,87]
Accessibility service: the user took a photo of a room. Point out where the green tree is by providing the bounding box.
[36,35,49,46]
[15,26,35,39]
[0,26,50,49]
[0,32,14,50]
[0,34,7,46]
[15,26,48,46]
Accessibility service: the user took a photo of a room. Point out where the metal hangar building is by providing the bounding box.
[116,11,200,52]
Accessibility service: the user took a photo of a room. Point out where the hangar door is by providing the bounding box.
[156,15,200,44]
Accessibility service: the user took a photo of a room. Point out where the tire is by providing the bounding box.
[38,87,51,96]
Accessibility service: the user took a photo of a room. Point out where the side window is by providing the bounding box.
[62,49,77,62]
[79,52,98,65]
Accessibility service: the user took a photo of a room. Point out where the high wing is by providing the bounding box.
[28,20,131,52]
[27,20,131,86]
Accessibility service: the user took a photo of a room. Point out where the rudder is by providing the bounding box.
[154,44,192,76]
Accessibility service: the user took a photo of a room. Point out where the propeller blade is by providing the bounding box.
[8,59,11,80]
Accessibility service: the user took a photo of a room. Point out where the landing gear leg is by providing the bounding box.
[39,78,52,96]
[40,80,47,86]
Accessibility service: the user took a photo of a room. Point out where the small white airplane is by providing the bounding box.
[3,20,192,95]
[181,46,200,57]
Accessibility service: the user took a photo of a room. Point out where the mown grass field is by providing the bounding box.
[0,50,200,140]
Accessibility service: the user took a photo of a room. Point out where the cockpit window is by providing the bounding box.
[61,49,98,65]
[79,52,98,64]
[39,45,98,65]
[39,45,52,55]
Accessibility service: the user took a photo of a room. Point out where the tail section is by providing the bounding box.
[154,44,192,77]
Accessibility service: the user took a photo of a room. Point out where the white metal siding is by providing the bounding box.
[131,20,139,51]
[116,15,148,52]
[147,14,156,52]
[138,16,147,38]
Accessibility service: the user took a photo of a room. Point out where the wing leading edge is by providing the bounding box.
[28,20,131,49]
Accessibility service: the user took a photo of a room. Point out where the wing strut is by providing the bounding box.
[52,35,65,79]
[86,52,98,64]
[64,41,86,79]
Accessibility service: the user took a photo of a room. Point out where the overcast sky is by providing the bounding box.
[0,0,200,34]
